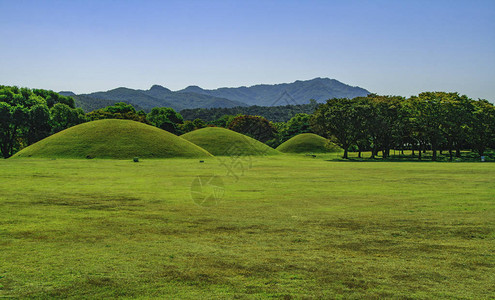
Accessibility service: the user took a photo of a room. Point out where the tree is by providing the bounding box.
[26,103,51,145]
[211,114,236,128]
[467,99,495,157]
[228,115,277,143]
[50,103,86,133]
[103,102,137,114]
[0,103,28,158]
[282,113,312,141]
[147,107,184,134]
[439,93,473,160]
[0,86,85,157]
[310,98,362,159]
[32,89,75,108]
[180,121,196,133]
[357,95,404,159]
[87,102,148,124]
[410,93,445,161]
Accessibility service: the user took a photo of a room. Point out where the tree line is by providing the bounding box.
[311,93,495,160]
[1,85,494,160]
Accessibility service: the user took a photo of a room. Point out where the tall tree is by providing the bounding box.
[26,103,52,145]
[0,103,28,158]
[282,113,313,141]
[439,93,473,160]
[86,102,148,124]
[228,115,277,143]
[146,107,184,134]
[310,98,362,159]
[467,99,495,157]
[50,103,86,133]
[411,93,445,161]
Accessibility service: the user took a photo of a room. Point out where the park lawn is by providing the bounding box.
[0,156,494,298]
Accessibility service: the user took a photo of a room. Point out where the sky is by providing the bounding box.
[1,0,494,101]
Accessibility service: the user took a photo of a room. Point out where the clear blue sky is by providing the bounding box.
[1,0,494,101]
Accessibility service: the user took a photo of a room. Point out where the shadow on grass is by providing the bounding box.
[321,150,495,163]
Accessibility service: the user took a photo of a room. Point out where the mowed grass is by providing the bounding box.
[182,127,280,156]
[0,156,494,298]
[277,133,341,153]
[13,119,212,159]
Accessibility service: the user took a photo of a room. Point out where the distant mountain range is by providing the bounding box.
[60,78,370,112]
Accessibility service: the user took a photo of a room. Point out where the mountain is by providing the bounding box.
[63,78,370,112]
[59,91,146,112]
[178,77,370,106]
[71,86,246,112]
[139,86,247,111]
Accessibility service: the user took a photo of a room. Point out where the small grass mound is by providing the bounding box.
[181,127,280,156]
[13,119,212,159]
[276,133,342,153]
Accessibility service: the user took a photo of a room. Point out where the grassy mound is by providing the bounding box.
[276,133,342,153]
[181,127,280,156]
[13,119,212,159]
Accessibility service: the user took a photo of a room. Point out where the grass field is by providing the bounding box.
[1,155,494,298]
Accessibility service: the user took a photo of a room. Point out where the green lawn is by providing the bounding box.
[0,156,494,298]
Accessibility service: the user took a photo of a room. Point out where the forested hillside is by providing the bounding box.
[180,100,320,122]
[72,85,246,112]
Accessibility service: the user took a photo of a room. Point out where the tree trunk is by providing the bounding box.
[432,143,437,161]
[447,141,453,161]
[456,146,461,157]
[343,148,349,159]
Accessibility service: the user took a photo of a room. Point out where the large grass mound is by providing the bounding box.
[181,127,280,156]
[13,119,212,159]
[276,133,342,153]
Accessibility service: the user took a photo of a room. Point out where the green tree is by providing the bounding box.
[147,107,184,134]
[282,113,312,141]
[228,115,277,143]
[180,120,196,133]
[369,95,404,158]
[26,103,52,145]
[467,99,495,157]
[310,98,362,159]
[439,93,473,160]
[50,103,86,133]
[211,114,236,128]
[32,89,75,108]
[104,102,136,114]
[0,103,29,158]
[410,93,445,161]
[87,102,148,124]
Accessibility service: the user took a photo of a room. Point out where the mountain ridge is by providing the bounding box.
[62,78,370,112]
[177,77,370,106]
